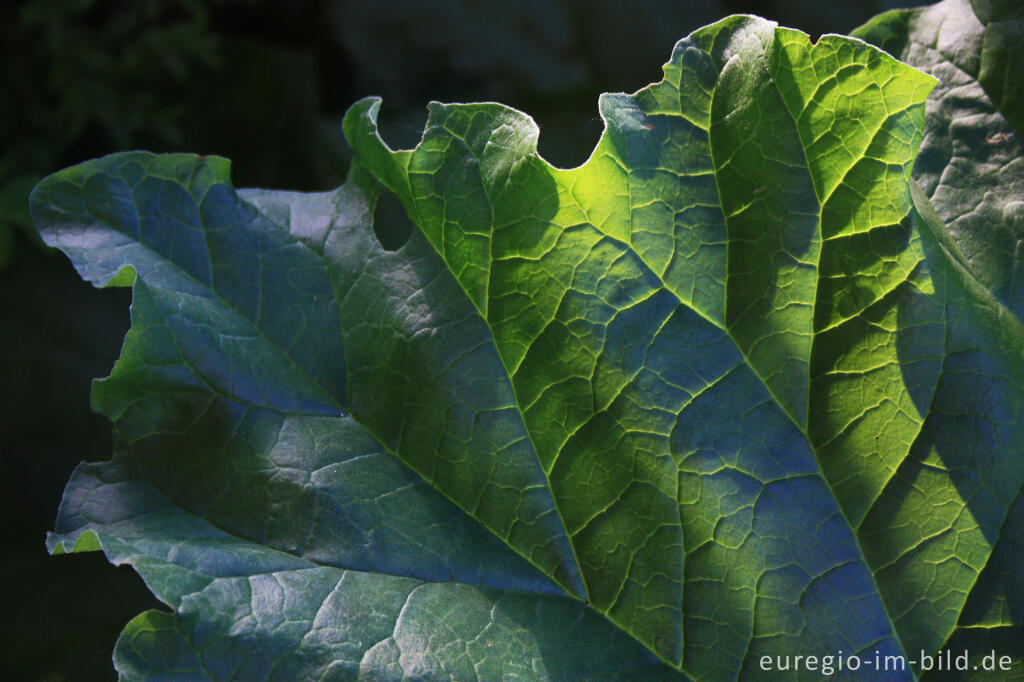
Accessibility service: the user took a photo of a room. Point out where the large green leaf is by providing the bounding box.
[33,13,1024,681]
[854,0,1024,321]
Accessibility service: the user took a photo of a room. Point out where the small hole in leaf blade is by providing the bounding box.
[372,192,413,251]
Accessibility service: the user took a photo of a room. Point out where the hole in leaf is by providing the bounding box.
[376,106,429,151]
[372,192,414,251]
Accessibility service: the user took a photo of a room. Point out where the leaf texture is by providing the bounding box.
[854,0,1024,321]
[34,12,1024,681]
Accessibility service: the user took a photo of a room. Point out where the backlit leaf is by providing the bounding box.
[34,12,1024,681]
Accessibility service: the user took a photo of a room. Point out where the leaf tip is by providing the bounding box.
[47,529,101,555]
[342,96,384,146]
[103,264,137,288]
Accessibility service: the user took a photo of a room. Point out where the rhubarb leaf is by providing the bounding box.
[34,13,1024,681]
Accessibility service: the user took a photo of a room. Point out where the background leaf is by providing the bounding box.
[854,0,1024,321]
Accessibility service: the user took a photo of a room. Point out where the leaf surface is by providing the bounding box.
[35,13,1024,681]
[855,0,1024,321]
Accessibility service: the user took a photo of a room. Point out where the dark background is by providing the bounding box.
[0,1,931,679]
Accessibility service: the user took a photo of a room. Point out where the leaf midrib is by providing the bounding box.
[549,42,921,675]
[374,126,595,603]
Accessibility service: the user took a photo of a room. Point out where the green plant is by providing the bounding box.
[32,3,1023,679]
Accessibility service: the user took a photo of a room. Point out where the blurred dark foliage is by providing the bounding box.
[1,0,215,267]
[1,0,926,678]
